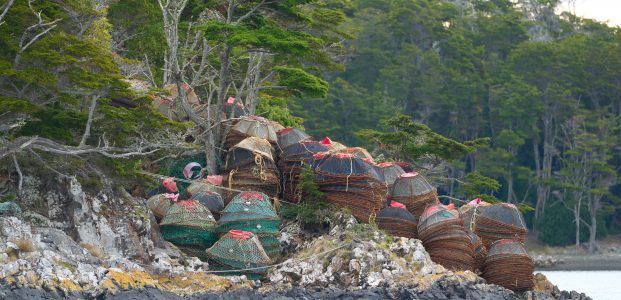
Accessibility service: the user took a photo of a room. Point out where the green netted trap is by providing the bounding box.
[205,230,271,279]
[217,191,281,258]
[255,233,280,258]
[218,191,279,225]
[0,201,21,217]
[160,200,218,248]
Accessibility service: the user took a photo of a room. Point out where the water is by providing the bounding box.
[539,271,621,300]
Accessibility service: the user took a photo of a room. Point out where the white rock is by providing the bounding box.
[107,255,143,271]
[76,263,99,287]
[55,265,74,281]
[381,268,392,279]
[349,259,361,273]
[0,217,32,240]
[366,271,384,287]
[186,257,205,272]
[6,241,18,251]
[1,261,20,277]
[152,251,172,270]
[35,257,56,281]
[353,247,365,258]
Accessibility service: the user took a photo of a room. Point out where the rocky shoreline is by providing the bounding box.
[0,175,593,300]
[531,237,621,271]
[0,213,591,300]
[0,279,591,300]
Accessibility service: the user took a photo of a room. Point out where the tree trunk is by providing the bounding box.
[588,196,598,253]
[573,202,580,251]
[507,171,514,203]
[533,140,543,223]
[204,133,218,175]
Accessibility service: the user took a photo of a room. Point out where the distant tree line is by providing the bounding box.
[295,0,621,251]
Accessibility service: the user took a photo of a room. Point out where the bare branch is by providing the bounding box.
[143,54,158,87]
[0,137,38,158]
[79,94,99,147]
[257,85,287,90]
[12,154,22,191]
[1,136,192,160]
[14,0,62,67]
[234,0,272,25]
[0,0,15,25]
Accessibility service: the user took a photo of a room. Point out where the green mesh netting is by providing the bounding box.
[255,233,280,258]
[218,192,278,223]
[217,191,281,257]
[205,230,271,279]
[160,200,218,248]
[0,202,21,217]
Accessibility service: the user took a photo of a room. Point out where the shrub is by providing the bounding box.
[13,239,36,253]
[81,243,104,258]
[281,166,337,230]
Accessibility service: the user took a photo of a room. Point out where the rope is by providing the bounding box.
[139,171,300,206]
[228,169,237,191]
[345,157,352,192]
[127,241,348,274]
[469,205,479,232]
[202,242,349,273]
[252,152,267,181]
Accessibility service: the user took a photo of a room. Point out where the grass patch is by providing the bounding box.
[55,259,77,272]
[12,239,36,253]
[344,223,379,242]
[81,243,104,258]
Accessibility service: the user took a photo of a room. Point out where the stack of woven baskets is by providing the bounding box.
[314,152,387,222]
[205,229,271,279]
[187,191,224,220]
[418,204,474,271]
[222,137,280,203]
[483,239,534,292]
[376,201,417,238]
[276,127,311,150]
[223,115,278,150]
[468,232,487,272]
[277,141,329,203]
[375,162,405,191]
[390,172,439,219]
[468,203,528,248]
[159,199,218,259]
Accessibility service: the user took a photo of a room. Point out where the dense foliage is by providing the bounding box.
[296,0,621,248]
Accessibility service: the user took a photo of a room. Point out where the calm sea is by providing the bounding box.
[539,271,621,300]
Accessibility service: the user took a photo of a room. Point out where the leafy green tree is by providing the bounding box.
[0,0,187,184]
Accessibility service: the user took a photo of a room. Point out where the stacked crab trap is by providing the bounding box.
[418,204,475,271]
[314,152,387,223]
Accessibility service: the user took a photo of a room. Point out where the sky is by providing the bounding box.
[560,0,621,26]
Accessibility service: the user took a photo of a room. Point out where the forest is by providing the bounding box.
[1,0,620,251]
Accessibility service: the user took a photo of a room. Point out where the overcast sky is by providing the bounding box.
[561,0,621,26]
